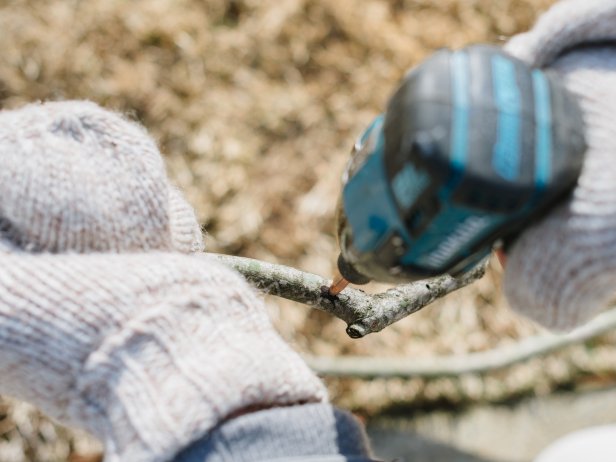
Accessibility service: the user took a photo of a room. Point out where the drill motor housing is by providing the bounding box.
[337,45,586,284]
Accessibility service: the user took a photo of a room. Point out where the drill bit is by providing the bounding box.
[328,272,350,296]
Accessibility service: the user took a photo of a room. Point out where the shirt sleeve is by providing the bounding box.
[171,403,375,462]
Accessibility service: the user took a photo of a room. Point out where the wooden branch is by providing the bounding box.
[305,308,616,378]
[213,253,616,378]
[212,253,486,338]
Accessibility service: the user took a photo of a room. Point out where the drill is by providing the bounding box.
[330,45,586,295]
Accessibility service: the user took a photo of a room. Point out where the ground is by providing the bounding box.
[1,1,615,461]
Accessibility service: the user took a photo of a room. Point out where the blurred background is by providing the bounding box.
[1,0,616,461]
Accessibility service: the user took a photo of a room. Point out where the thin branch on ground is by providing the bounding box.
[211,253,486,338]
[305,308,616,378]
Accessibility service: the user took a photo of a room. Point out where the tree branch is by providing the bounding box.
[213,253,616,379]
[304,307,616,378]
[211,253,486,338]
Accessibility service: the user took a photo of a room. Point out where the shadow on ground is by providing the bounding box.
[367,386,616,462]
[368,429,504,462]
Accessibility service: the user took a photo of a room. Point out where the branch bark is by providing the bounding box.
[212,253,486,338]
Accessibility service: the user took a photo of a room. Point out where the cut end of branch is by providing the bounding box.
[346,324,367,339]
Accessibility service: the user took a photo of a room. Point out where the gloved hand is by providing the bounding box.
[502,0,616,330]
[0,102,327,462]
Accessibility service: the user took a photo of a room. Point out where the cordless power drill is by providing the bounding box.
[330,45,586,295]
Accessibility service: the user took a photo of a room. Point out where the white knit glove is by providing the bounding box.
[0,100,203,254]
[0,102,327,462]
[503,0,616,330]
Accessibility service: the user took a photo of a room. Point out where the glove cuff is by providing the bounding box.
[65,257,327,462]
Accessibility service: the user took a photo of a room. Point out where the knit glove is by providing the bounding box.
[0,100,203,255]
[502,0,616,330]
[0,101,327,462]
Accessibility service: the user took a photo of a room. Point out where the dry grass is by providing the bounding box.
[3,0,616,460]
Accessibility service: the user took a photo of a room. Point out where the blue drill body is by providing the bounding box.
[336,45,586,284]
